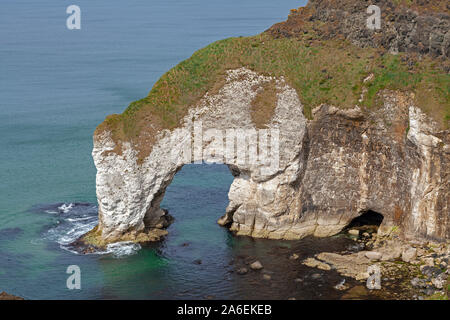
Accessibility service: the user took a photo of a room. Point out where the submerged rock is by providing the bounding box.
[236,267,249,275]
[334,279,348,291]
[250,261,263,270]
[431,274,447,289]
[289,253,300,260]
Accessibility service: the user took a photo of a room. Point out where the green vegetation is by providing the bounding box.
[97,33,449,160]
[426,292,449,300]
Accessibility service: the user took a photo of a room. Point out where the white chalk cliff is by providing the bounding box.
[91,67,449,245]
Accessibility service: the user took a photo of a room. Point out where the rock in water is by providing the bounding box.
[289,253,299,260]
[250,261,263,270]
[236,267,248,275]
[431,274,447,289]
[303,257,332,271]
[263,274,272,280]
[334,279,348,291]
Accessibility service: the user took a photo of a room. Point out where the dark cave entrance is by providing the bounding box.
[345,210,384,233]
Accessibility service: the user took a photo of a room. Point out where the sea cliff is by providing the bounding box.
[85,0,449,246]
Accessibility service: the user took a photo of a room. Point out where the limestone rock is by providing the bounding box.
[431,273,447,289]
[236,267,248,275]
[303,257,331,271]
[289,253,299,260]
[92,69,449,244]
[402,247,417,263]
[334,279,348,291]
[411,277,427,289]
[250,261,263,270]
[365,251,382,261]
[315,252,370,280]
[380,244,403,261]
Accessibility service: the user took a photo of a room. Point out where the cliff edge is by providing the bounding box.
[85,0,449,247]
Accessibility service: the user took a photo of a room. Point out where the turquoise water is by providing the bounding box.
[0,0,366,300]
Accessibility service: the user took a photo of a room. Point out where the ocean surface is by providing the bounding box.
[0,0,372,299]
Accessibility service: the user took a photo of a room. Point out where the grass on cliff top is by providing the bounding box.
[98,34,449,160]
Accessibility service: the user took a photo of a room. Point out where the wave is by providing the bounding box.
[39,202,141,257]
[104,242,142,258]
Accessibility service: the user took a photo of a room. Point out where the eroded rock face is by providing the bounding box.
[268,0,450,60]
[93,68,306,242]
[93,68,449,244]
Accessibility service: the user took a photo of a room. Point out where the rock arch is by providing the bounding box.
[92,68,308,243]
[90,68,449,245]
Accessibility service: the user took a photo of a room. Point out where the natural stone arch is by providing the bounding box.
[92,68,308,243]
[89,68,450,246]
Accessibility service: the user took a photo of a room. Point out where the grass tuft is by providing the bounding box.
[96,34,449,161]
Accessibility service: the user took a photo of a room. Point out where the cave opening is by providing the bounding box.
[345,210,384,233]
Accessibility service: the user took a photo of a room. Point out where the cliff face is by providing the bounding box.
[89,0,449,245]
[93,69,449,243]
[269,0,450,62]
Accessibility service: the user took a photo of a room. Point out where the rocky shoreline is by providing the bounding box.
[0,291,24,300]
[301,227,449,300]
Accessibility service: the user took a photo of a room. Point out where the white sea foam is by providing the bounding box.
[58,203,74,213]
[105,241,142,258]
[44,203,141,257]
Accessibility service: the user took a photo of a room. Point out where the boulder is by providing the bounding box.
[263,274,271,280]
[250,261,263,270]
[289,253,299,260]
[365,251,382,261]
[402,247,417,263]
[431,273,447,289]
[303,257,331,271]
[236,267,248,275]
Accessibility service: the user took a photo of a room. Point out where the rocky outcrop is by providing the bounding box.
[92,68,307,243]
[88,1,449,246]
[0,291,24,300]
[91,66,449,244]
[301,233,449,299]
[268,0,450,60]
